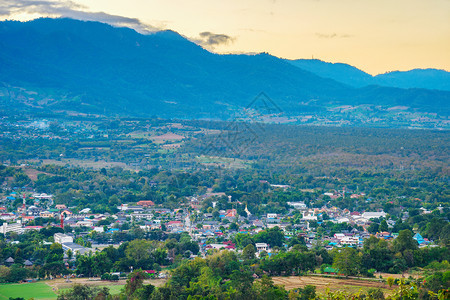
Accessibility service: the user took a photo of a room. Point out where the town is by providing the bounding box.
[0,187,437,264]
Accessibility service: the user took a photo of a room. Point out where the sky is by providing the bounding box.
[1,0,449,75]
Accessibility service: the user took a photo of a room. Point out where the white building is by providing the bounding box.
[287,202,307,210]
[340,236,359,246]
[255,243,268,252]
[267,213,278,219]
[362,211,386,220]
[0,221,23,235]
[54,233,73,244]
[302,211,318,221]
[32,193,53,200]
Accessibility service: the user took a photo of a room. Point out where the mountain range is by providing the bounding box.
[286,59,450,91]
[0,18,449,121]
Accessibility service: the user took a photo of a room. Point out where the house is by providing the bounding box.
[413,233,428,245]
[137,200,155,207]
[55,204,67,210]
[225,209,237,218]
[40,211,55,218]
[167,221,183,230]
[144,270,158,277]
[323,267,339,275]
[334,233,345,240]
[340,236,359,246]
[27,205,43,216]
[5,257,14,266]
[24,260,33,267]
[255,243,269,252]
[61,210,73,216]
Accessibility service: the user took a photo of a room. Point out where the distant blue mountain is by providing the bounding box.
[286,59,373,88]
[374,69,450,91]
[0,18,449,119]
[287,59,450,91]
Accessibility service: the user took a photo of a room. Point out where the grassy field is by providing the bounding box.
[0,282,57,300]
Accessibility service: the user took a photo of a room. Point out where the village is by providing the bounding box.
[0,187,434,266]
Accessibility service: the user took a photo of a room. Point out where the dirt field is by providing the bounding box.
[150,133,185,142]
[272,276,392,295]
[22,167,53,181]
[40,159,134,170]
[378,272,421,279]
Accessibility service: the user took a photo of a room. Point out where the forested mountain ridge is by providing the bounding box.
[1,18,449,123]
[287,59,450,91]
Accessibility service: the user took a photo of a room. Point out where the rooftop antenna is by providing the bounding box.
[60,212,65,229]
[21,193,26,225]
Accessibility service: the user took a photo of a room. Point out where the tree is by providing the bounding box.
[368,222,380,234]
[125,239,156,269]
[229,223,239,231]
[124,269,147,298]
[333,247,362,276]
[57,284,109,300]
[393,230,418,253]
[242,244,256,261]
[379,220,388,232]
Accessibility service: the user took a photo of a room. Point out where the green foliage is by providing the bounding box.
[242,244,256,260]
[333,247,362,276]
[57,284,110,300]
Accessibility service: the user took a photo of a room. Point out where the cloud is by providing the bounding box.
[316,32,354,39]
[197,31,235,47]
[0,0,159,33]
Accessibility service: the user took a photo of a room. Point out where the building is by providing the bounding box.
[32,193,53,200]
[40,211,55,218]
[255,243,269,252]
[287,202,307,210]
[137,200,155,207]
[362,211,386,220]
[0,221,23,235]
[302,211,318,221]
[54,233,74,244]
[61,242,91,255]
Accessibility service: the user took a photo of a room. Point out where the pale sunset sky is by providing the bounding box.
[1,0,449,75]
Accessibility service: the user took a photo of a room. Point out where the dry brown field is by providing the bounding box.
[272,275,393,296]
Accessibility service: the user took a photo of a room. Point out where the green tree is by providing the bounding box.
[393,230,418,253]
[57,284,108,300]
[125,239,156,269]
[242,244,256,261]
[333,247,362,277]
[124,269,147,298]
[379,219,388,232]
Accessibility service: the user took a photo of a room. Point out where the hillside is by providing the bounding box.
[0,18,449,123]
